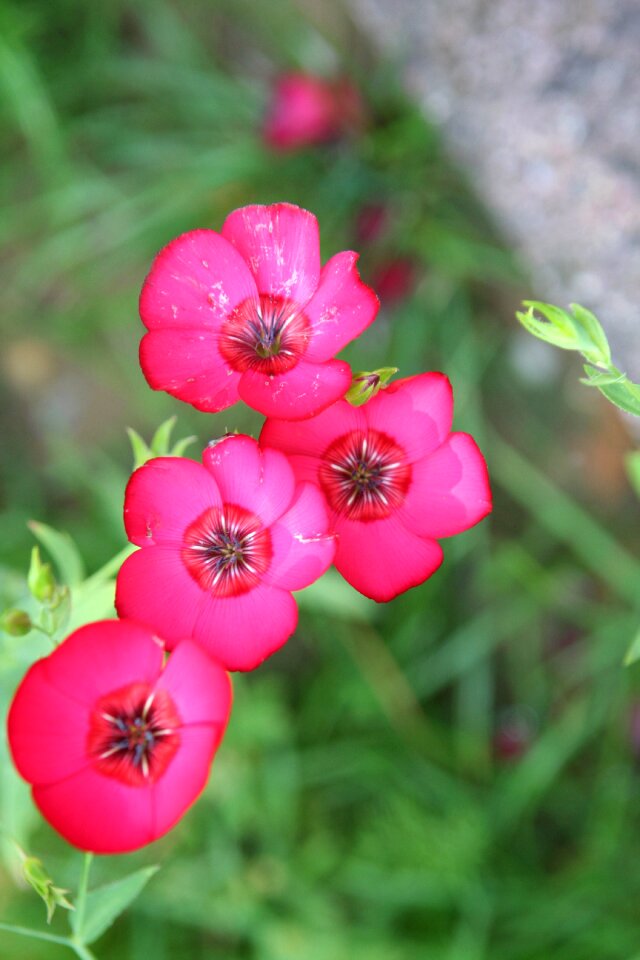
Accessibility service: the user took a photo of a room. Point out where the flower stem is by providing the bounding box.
[0,921,70,945]
[73,851,93,937]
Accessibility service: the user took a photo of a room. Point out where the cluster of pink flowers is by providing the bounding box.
[8,201,491,854]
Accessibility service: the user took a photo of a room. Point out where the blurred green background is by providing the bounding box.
[2,1,640,958]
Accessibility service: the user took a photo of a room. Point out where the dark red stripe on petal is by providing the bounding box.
[319,429,411,521]
[182,503,272,598]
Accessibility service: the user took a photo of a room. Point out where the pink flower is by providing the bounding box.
[139,203,379,420]
[115,434,335,671]
[263,73,362,151]
[261,373,492,601]
[7,620,232,854]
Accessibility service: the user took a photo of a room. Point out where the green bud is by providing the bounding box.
[27,547,56,603]
[346,367,399,407]
[19,850,74,924]
[0,609,32,636]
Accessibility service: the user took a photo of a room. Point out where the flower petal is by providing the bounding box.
[194,585,298,672]
[140,229,257,331]
[115,548,205,649]
[363,373,454,463]
[140,329,241,413]
[33,768,154,854]
[239,358,351,420]
[150,725,222,841]
[333,513,443,601]
[398,433,492,538]
[202,435,296,526]
[265,483,335,591]
[38,621,164,707]
[221,203,320,305]
[8,661,89,784]
[157,641,232,728]
[304,252,379,361]
[260,399,365,483]
[124,457,222,547]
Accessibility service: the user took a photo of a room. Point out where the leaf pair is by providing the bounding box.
[516,301,640,417]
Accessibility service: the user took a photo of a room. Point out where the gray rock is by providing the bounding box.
[349,0,640,376]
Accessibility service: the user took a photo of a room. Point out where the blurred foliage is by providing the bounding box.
[2,1,640,959]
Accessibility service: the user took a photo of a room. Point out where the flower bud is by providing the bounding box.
[27,547,56,603]
[0,609,32,636]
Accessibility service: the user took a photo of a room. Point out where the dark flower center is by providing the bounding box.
[319,429,411,521]
[88,682,180,786]
[182,503,272,597]
[219,294,311,375]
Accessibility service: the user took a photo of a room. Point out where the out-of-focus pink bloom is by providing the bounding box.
[115,435,335,671]
[7,620,231,854]
[139,203,378,420]
[494,708,536,763]
[263,73,362,151]
[354,203,389,246]
[261,373,492,601]
[372,258,418,306]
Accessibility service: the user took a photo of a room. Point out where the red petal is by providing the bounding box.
[140,229,257,331]
[193,584,298,672]
[266,483,335,591]
[398,433,492,538]
[124,457,221,547]
[304,252,379,362]
[334,513,443,601]
[239,358,351,420]
[202,435,296,526]
[363,373,454,463]
[140,329,241,413]
[115,548,205,649]
[222,203,320,305]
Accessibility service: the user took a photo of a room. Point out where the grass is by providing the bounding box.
[1,1,640,959]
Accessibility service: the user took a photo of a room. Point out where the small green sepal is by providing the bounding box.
[346,367,398,406]
[17,848,74,924]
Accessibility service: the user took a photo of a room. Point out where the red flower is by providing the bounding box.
[115,435,335,671]
[372,258,418,306]
[139,203,378,420]
[263,73,362,151]
[7,620,232,854]
[261,373,492,601]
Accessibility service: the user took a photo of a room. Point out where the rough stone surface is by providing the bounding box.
[349,0,640,375]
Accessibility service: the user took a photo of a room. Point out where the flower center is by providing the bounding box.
[87,682,180,786]
[319,429,411,521]
[219,294,311,375]
[182,503,272,597]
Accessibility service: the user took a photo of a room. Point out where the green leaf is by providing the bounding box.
[624,626,640,666]
[595,378,640,417]
[570,303,611,365]
[169,434,197,458]
[28,522,84,587]
[517,302,580,351]
[150,416,176,456]
[127,427,154,470]
[580,364,626,388]
[72,865,159,945]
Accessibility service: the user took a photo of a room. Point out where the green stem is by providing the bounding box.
[82,545,135,590]
[70,940,99,960]
[74,851,93,936]
[0,921,70,945]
